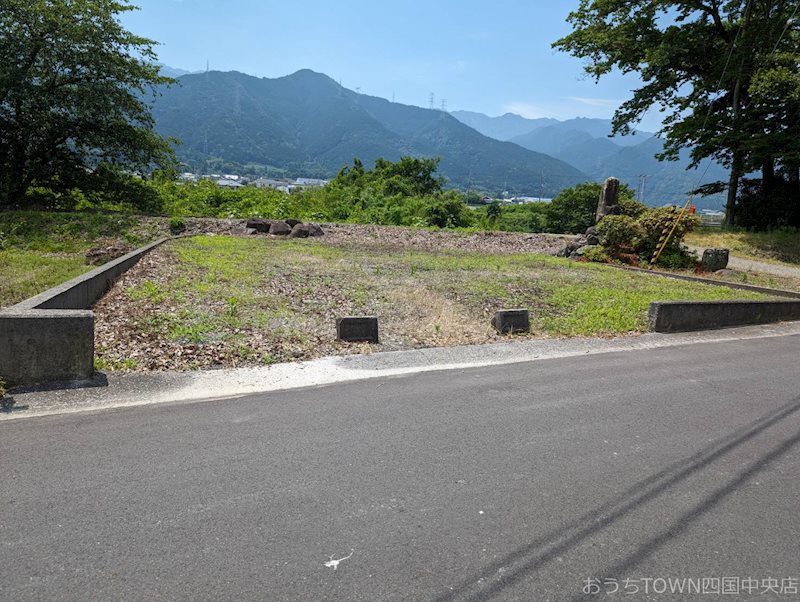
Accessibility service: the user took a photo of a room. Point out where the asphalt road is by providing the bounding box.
[2,334,799,601]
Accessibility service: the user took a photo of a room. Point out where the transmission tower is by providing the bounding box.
[428,92,435,110]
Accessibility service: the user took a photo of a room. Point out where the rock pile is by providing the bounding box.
[245,219,325,239]
[85,240,132,265]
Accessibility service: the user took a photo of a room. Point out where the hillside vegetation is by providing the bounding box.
[151,69,588,196]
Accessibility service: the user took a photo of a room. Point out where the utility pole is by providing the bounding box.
[638,174,649,203]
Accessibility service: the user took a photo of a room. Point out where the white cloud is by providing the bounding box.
[566,96,621,108]
[500,102,553,119]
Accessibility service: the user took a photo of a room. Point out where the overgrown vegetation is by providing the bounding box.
[686,227,800,265]
[92,235,773,371]
[0,211,161,307]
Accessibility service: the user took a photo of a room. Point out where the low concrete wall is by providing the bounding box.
[1,237,170,386]
[0,311,95,385]
[610,264,800,300]
[9,238,169,311]
[650,300,800,333]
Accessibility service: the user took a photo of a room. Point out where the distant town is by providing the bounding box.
[178,172,330,193]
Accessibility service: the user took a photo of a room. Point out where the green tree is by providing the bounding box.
[554,0,800,227]
[0,0,176,206]
[545,182,636,234]
[486,201,502,224]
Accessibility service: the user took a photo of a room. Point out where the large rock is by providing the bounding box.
[246,219,271,233]
[307,223,324,237]
[701,248,729,272]
[584,226,601,246]
[269,221,292,236]
[596,177,621,223]
[289,223,311,238]
[285,219,303,228]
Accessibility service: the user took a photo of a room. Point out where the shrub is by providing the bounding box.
[656,247,698,269]
[581,245,611,263]
[169,216,186,234]
[636,207,700,259]
[596,215,645,251]
[423,194,475,229]
[617,197,648,219]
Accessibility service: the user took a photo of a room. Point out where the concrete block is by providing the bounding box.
[0,310,94,386]
[492,309,530,334]
[649,300,800,333]
[336,317,379,343]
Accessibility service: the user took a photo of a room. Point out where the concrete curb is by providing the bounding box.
[1,237,172,386]
[607,263,800,299]
[649,300,800,333]
[5,320,800,420]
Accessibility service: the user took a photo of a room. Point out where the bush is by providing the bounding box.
[617,197,648,219]
[735,177,800,231]
[424,193,475,229]
[656,247,698,269]
[169,217,186,234]
[636,207,700,259]
[596,215,645,251]
[580,245,611,263]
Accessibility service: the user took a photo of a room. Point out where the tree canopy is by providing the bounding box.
[554,0,800,226]
[0,0,176,206]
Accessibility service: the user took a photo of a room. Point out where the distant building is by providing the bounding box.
[253,178,288,189]
[295,177,329,187]
[216,179,243,189]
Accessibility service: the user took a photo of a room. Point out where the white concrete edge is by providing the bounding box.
[5,320,800,421]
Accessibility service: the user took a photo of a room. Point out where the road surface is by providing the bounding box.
[2,334,799,600]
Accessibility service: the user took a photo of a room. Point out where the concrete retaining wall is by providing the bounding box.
[1,238,170,386]
[650,300,800,333]
[0,311,95,385]
[9,238,168,311]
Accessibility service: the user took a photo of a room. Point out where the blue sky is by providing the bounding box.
[122,0,659,130]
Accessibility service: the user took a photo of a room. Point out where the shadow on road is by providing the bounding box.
[434,395,800,601]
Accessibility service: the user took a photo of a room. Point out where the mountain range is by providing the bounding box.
[151,70,587,197]
[451,111,728,209]
[151,67,727,208]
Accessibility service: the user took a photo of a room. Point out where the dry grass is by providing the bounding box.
[686,228,800,265]
[93,235,774,372]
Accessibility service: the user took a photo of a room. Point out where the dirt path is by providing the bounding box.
[687,245,800,279]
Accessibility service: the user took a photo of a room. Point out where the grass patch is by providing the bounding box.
[94,235,775,371]
[686,228,800,265]
[0,210,164,308]
[0,249,91,307]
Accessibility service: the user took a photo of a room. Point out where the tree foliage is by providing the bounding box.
[0,0,176,206]
[554,0,800,227]
[546,181,637,234]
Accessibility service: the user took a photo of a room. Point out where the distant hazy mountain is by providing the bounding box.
[454,111,726,208]
[151,70,588,196]
[156,64,198,78]
[450,111,558,142]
